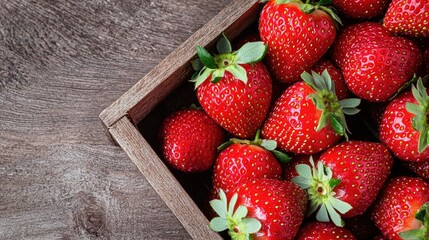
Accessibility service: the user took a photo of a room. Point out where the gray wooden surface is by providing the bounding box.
[0,0,229,239]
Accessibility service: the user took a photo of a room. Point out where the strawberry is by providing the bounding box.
[331,22,423,102]
[292,141,393,226]
[371,176,429,240]
[212,130,286,196]
[404,161,429,182]
[296,221,357,239]
[283,153,321,181]
[374,235,389,240]
[262,70,361,154]
[312,59,349,100]
[259,0,340,84]
[383,0,429,38]
[209,179,307,240]
[159,109,225,172]
[379,77,429,162]
[193,35,272,138]
[344,211,381,240]
[331,0,390,19]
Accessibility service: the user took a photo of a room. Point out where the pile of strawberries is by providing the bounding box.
[158,0,429,239]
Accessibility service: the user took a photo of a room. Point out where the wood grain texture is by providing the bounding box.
[109,117,222,239]
[99,0,261,127]
[0,0,230,238]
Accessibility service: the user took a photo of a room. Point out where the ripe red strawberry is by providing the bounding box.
[331,22,423,102]
[262,70,360,154]
[193,35,272,138]
[259,0,340,84]
[212,131,285,196]
[404,161,429,182]
[312,59,349,100]
[209,179,307,240]
[331,0,389,19]
[383,0,429,38]
[371,176,429,240]
[380,77,429,162]
[292,141,393,226]
[159,109,225,172]
[344,211,381,240]
[296,221,357,240]
[283,154,320,181]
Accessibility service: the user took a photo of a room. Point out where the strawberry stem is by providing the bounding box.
[301,70,361,140]
[209,189,262,239]
[292,156,353,227]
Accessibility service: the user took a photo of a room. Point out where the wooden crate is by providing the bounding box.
[99,0,262,238]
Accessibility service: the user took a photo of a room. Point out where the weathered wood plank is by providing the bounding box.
[0,144,190,239]
[99,0,261,128]
[109,116,223,239]
[0,0,230,238]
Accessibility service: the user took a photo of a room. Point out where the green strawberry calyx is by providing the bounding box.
[399,202,429,240]
[191,34,268,90]
[301,70,361,141]
[405,76,429,154]
[291,156,353,227]
[209,189,262,240]
[266,0,342,26]
[217,129,291,163]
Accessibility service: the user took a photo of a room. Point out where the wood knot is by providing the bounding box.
[73,192,107,237]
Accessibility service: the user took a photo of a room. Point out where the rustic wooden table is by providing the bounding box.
[0,1,229,238]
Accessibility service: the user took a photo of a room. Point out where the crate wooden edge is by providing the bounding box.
[109,116,223,239]
[99,0,262,130]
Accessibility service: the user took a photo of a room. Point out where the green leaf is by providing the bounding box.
[300,3,316,13]
[301,71,316,88]
[236,42,267,64]
[312,71,327,92]
[210,199,227,217]
[339,98,361,108]
[196,45,216,69]
[271,150,291,163]
[228,193,238,216]
[322,69,333,91]
[342,108,361,115]
[316,112,330,131]
[330,196,353,214]
[194,68,214,89]
[406,102,422,116]
[261,139,277,151]
[218,141,233,152]
[226,65,248,84]
[217,34,232,54]
[319,6,343,26]
[296,163,312,179]
[329,178,341,188]
[211,69,225,83]
[233,205,248,220]
[192,58,204,71]
[326,202,344,227]
[418,128,429,153]
[209,217,228,232]
[240,218,261,234]
[398,228,427,240]
[291,176,312,189]
[330,114,345,136]
[307,200,320,217]
[316,204,330,222]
